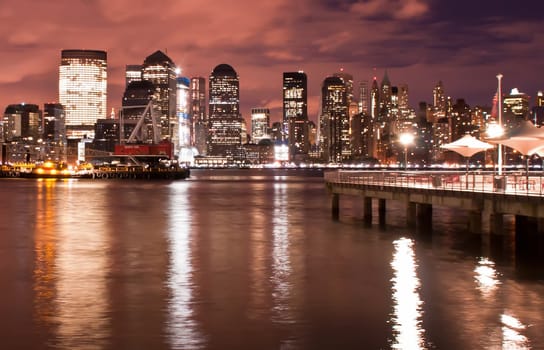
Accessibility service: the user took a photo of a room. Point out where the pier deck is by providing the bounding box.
[324,170,544,234]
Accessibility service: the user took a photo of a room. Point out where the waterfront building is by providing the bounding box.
[93,118,119,152]
[270,121,283,142]
[121,80,155,143]
[532,91,544,126]
[283,71,309,159]
[450,99,475,141]
[503,88,530,129]
[350,112,375,162]
[2,103,42,143]
[208,64,243,157]
[59,49,107,139]
[320,76,349,163]
[251,108,270,144]
[190,77,207,155]
[176,76,193,162]
[43,103,66,144]
[43,103,67,161]
[141,50,177,141]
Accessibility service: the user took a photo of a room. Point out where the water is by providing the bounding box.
[0,168,543,349]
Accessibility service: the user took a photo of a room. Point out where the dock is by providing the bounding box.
[324,170,544,235]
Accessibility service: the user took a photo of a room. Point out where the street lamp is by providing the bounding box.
[399,132,415,170]
[496,74,503,176]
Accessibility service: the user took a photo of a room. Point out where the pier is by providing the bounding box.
[324,170,544,235]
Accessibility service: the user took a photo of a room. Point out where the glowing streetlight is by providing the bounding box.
[496,74,503,176]
[399,132,415,170]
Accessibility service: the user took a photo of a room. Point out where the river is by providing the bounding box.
[0,168,543,349]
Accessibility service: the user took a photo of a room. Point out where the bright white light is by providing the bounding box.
[390,238,426,349]
[487,123,504,138]
[501,313,530,349]
[474,257,500,296]
[399,133,415,146]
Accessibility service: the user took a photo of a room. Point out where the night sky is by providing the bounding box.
[1,0,542,124]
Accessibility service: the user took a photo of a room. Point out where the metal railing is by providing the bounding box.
[324,170,544,197]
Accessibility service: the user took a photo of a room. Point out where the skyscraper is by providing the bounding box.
[59,49,107,139]
[121,80,155,143]
[125,65,142,86]
[43,103,66,161]
[141,50,177,140]
[359,80,369,114]
[208,64,242,156]
[2,103,42,142]
[283,71,309,158]
[176,76,192,161]
[190,77,207,155]
[251,108,270,143]
[320,76,349,163]
[334,70,354,105]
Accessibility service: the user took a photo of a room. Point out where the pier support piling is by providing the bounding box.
[468,211,482,234]
[490,213,504,235]
[417,203,433,230]
[378,199,386,226]
[407,202,417,228]
[332,193,340,220]
[363,197,372,225]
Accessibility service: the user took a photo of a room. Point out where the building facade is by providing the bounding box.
[208,64,242,157]
[320,76,349,163]
[251,108,270,143]
[190,77,207,155]
[59,49,107,139]
[283,71,309,159]
[141,50,177,141]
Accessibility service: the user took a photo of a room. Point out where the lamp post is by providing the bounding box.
[399,132,414,170]
[496,73,503,176]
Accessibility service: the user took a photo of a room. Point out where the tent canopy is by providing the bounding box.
[487,120,544,155]
[441,134,494,158]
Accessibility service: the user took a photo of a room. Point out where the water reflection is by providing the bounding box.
[54,182,111,349]
[33,180,59,340]
[166,182,204,349]
[501,313,530,349]
[271,182,293,324]
[390,237,426,349]
[474,257,500,297]
[247,181,270,321]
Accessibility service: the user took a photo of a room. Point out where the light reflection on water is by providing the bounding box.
[390,237,427,349]
[166,182,204,349]
[501,313,530,349]
[1,170,543,349]
[271,182,292,323]
[474,257,500,297]
[54,181,111,349]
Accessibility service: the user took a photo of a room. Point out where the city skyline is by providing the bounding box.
[0,0,542,124]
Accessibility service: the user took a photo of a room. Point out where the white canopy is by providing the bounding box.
[441,134,494,158]
[487,120,544,156]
